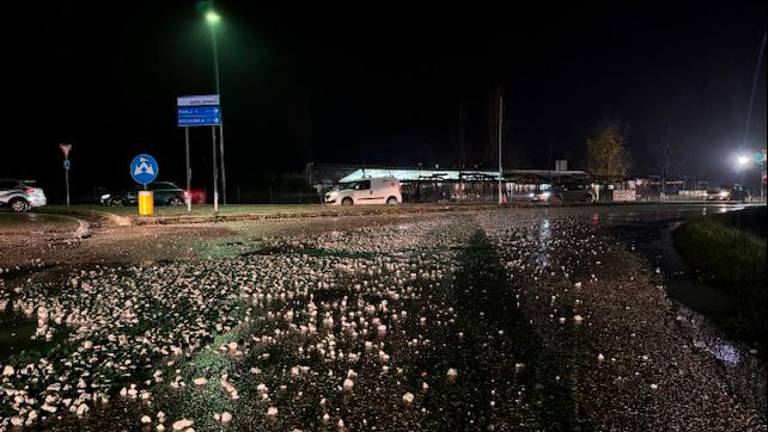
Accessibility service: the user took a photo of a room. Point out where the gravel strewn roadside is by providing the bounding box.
[1,209,764,431]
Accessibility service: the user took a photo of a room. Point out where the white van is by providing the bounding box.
[324,177,402,205]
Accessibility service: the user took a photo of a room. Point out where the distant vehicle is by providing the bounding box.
[100,181,185,206]
[325,177,402,205]
[706,185,751,202]
[529,185,595,204]
[0,179,47,212]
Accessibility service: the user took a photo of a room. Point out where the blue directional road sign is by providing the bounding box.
[130,154,159,186]
[177,106,221,127]
[177,95,221,127]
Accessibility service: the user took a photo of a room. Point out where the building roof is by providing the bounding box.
[338,168,586,183]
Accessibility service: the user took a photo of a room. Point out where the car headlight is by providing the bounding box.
[101,194,111,200]
[527,192,535,198]
[719,191,730,198]
[540,191,552,200]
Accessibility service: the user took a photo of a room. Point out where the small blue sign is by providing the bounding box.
[177,105,221,127]
[63,160,71,171]
[130,154,159,186]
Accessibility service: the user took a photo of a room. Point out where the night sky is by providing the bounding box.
[4,1,766,201]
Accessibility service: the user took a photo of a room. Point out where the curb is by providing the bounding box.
[128,204,500,225]
[37,208,133,227]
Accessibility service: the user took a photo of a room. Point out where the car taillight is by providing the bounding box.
[24,188,35,194]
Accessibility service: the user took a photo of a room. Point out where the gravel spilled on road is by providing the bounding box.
[1,210,765,431]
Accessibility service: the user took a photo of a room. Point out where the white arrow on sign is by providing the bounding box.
[134,158,155,176]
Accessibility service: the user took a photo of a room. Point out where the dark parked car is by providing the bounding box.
[100,181,185,206]
[529,185,595,204]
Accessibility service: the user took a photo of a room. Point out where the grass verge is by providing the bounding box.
[673,215,767,341]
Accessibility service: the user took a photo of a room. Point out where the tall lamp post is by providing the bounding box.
[736,154,754,197]
[205,6,227,205]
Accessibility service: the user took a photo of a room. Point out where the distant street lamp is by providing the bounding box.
[737,154,750,168]
[735,153,754,193]
[205,4,227,205]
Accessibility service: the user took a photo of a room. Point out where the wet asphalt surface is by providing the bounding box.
[0,204,766,431]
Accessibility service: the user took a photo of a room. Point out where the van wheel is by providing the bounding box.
[9,198,29,213]
[109,197,125,206]
[341,197,353,206]
[168,197,184,206]
[386,197,398,205]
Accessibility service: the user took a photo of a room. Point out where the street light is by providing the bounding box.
[205,4,227,205]
[737,154,750,168]
[205,10,220,24]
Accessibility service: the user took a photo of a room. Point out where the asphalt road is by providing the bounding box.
[0,204,765,431]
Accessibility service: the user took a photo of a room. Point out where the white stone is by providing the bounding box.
[343,378,354,391]
[172,419,194,431]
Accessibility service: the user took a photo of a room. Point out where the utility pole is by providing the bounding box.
[457,100,466,165]
[498,94,504,204]
[208,0,227,205]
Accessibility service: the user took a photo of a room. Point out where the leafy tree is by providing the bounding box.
[586,117,631,178]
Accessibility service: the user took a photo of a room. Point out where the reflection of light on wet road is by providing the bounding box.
[704,341,742,366]
[717,204,744,213]
[532,218,552,269]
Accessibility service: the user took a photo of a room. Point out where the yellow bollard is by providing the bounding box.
[138,191,154,216]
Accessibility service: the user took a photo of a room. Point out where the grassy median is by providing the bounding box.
[673,210,767,342]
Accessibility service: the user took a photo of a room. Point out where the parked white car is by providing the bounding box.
[325,177,402,205]
[0,179,47,212]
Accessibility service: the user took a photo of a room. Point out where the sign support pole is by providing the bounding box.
[212,126,219,213]
[185,127,192,212]
[64,159,70,207]
[59,143,72,207]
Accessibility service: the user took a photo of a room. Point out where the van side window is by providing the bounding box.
[355,180,371,190]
